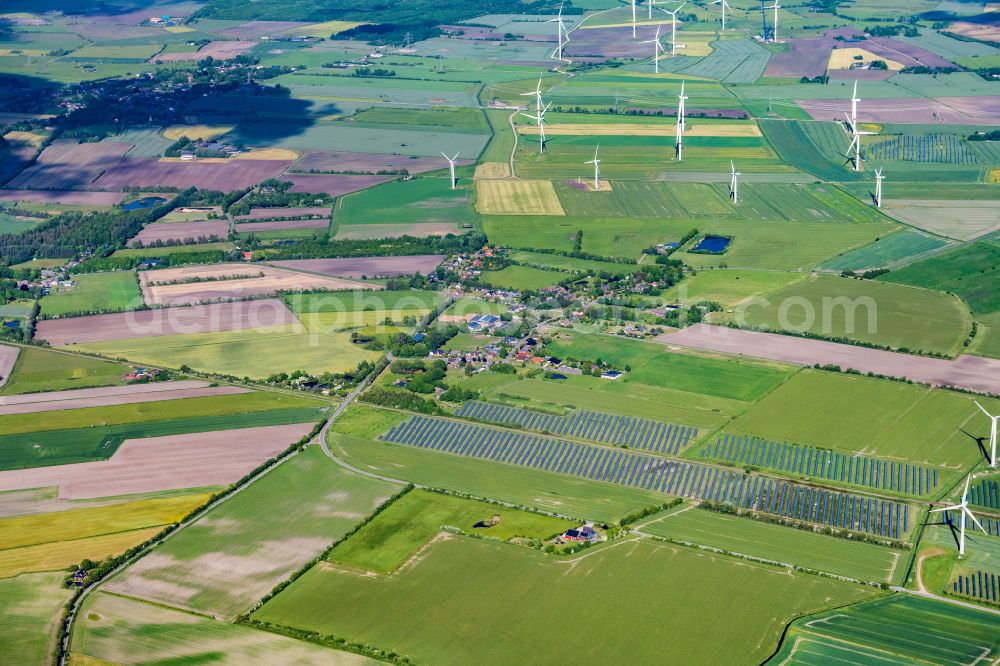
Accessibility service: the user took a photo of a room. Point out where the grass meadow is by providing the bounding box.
[72,592,378,666]
[39,272,141,317]
[662,269,806,308]
[255,536,875,665]
[478,265,569,291]
[640,504,901,583]
[767,595,1000,665]
[329,489,573,574]
[819,229,951,272]
[879,241,1000,316]
[728,370,998,473]
[103,446,398,619]
[0,571,73,666]
[740,274,972,356]
[336,177,477,228]
[0,347,128,395]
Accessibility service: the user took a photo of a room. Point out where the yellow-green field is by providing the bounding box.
[0,528,163,578]
[475,179,565,216]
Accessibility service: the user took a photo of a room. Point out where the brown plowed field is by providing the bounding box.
[139,264,376,306]
[234,219,329,232]
[276,174,394,195]
[35,299,300,345]
[660,323,1000,395]
[0,344,19,389]
[235,206,330,220]
[0,379,211,405]
[0,190,124,205]
[291,151,466,174]
[0,423,316,499]
[270,255,445,278]
[152,41,256,62]
[128,220,228,246]
[0,384,249,415]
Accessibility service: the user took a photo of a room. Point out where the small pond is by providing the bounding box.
[691,235,732,254]
[121,196,167,211]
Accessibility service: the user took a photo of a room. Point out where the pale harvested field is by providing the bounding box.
[235,206,330,220]
[947,21,1000,43]
[36,299,299,346]
[0,345,18,389]
[0,528,163,578]
[233,148,299,161]
[152,41,255,62]
[475,179,565,216]
[128,220,228,247]
[475,162,511,179]
[0,383,249,416]
[0,423,316,499]
[235,219,328,232]
[162,125,233,141]
[828,47,904,70]
[881,199,1000,241]
[270,255,445,278]
[661,323,1000,395]
[139,264,375,306]
[334,222,460,240]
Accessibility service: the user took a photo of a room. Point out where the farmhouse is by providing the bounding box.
[563,525,600,543]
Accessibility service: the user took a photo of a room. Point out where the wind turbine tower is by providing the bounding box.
[874,168,884,208]
[850,80,861,129]
[664,3,687,56]
[587,145,602,190]
[648,0,656,20]
[520,101,551,154]
[710,0,730,31]
[758,0,772,41]
[632,0,637,38]
[845,113,874,171]
[442,152,460,189]
[931,475,987,556]
[549,3,567,60]
[730,161,741,202]
[642,24,667,73]
[766,2,780,41]
[676,81,687,161]
[975,401,999,468]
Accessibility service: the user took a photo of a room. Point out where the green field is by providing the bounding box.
[879,242,1000,316]
[728,370,997,472]
[662,269,805,308]
[39,271,142,317]
[71,325,382,379]
[329,489,573,574]
[0,571,73,666]
[509,250,640,275]
[640,504,901,583]
[255,536,875,665]
[442,297,509,318]
[336,177,477,227]
[104,446,398,618]
[72,592,378,666]
[819,229,951,272]
[479,265,568,291]
[740,274,972,356]
[0,347,129,395]
[543,331,794,402]
[767,594,1000,665]
[0,406,325,471]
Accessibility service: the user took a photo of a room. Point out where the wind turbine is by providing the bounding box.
[520,101,551,154]
[442,152,460,189]
[975,401,999,468]
[632,0,637,38]
[873,168,884,208]
[931,475,987,556]
[729,161,741,202]
[662,2,687,56]
[648,0,656,20]
[676,81,687,160]
[765,2,780,41]
[549,3,568,60]
[850,80,861,130]
[844,113,874,171]
[586,145,601,190]
[710,0,731,31]
[642,24,667,74]
[521,77,543,114]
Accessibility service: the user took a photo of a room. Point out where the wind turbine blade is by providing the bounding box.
[975,400,993,417]
[966,507,988,534]
[930,505,960,513]
[964,474,972,499]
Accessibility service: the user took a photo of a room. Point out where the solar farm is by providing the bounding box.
[2,0,1000,663]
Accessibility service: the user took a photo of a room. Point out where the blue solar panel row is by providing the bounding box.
[952,570,999,606]
[381,415,905,538]
[701,434,939,496]
[969,479,1000,510]
[455,400,698,455]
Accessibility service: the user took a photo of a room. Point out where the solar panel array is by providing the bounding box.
[380,415,907,538]
[944,510,1000,539]
[701,434,939,496]
[952,570,999,606]
[455,401,698,455]
[969,479,999,510]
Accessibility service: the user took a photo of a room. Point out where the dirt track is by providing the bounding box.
[0,381,249,415]
[660,324,1000,395]
[0,422,315,499]
[36,299,300,345]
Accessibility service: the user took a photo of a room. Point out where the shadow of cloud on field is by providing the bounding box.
[179,91,329,150]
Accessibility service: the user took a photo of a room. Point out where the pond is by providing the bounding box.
[121,196,167,211]
[691,235,732,254]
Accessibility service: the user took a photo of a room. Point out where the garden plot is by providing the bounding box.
[35,298,299,346]
[475,179,565,215]
[0,423,316,499]
[128,220,228,246]
[104,446,397,619]
[138,264,376,306]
